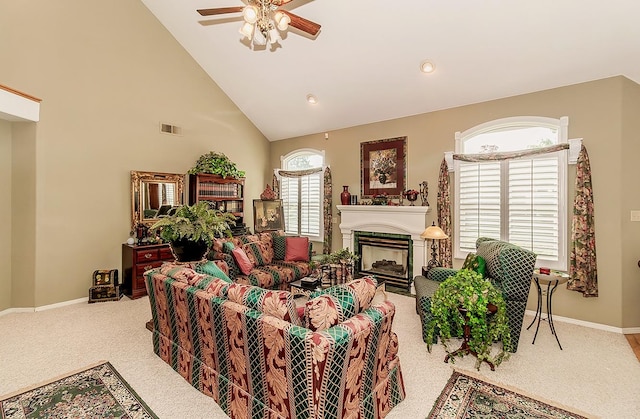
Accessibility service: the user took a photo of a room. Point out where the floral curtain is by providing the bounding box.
[323,167,333,254]
[272,174,279,198]
[437,157,452,267]
[567,145,598,297]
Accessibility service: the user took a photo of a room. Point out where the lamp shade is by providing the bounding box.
[421,221,449,240]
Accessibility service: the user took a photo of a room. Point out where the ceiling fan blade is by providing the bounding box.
[197,7,244,16]
[280,10,321,36]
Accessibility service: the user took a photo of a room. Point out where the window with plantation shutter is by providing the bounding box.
[454,117,568,270]
[279,149,324,242]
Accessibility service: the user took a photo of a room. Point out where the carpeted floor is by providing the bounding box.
[0,292,638,418]
[0,361,157,418]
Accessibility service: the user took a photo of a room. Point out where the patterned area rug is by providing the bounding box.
[428,370,595,419]
[0,361,157,419]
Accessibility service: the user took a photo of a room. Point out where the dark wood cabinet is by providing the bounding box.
[122,243,174,299]
[188,173,248,235]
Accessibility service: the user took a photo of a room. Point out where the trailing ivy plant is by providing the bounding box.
[317,248,360,265]
[426,268,511,370]
[150,201,236,246]
[188,151,245,178]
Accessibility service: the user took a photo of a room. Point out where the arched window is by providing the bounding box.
[454,116,568,270]
[278,149,325,241]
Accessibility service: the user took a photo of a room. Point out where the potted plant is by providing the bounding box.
[150,201,236,262]
[425,269,511,370]
[188,151,245,179]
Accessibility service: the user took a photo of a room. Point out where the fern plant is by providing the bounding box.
[150,201,236,246]
[426,269,511,370]
[188,151,245,178]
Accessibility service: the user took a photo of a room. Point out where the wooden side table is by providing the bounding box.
[527,269,570,349]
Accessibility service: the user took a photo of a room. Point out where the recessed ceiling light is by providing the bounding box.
[306,94,318,104]
[420,60,436,74]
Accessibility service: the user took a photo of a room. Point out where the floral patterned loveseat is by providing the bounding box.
[209,231,313,289]
[145,263,406,419]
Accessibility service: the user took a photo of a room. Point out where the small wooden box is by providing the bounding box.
[89,285,120,303]
[92,269,119,287]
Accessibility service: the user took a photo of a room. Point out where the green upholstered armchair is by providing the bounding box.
[415,238,537,352]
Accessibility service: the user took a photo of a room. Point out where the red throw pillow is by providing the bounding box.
[285,237,309,262]
[232,247,254,275]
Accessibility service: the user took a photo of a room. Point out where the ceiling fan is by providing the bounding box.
[197,0,321,47]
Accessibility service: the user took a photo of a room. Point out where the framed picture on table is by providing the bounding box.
[253,199,285,232]
[360,136,407,198]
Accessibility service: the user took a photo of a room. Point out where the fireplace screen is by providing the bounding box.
[355,231,412,289]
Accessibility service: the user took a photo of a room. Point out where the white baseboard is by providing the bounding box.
[0,297,88,317]
[524,309,640,334]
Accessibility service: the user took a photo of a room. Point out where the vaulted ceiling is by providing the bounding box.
[141,0,640,141]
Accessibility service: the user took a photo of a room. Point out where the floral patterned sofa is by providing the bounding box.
[209,231,313,289]
[145,263,405,419]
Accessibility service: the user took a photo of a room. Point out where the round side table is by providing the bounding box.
[527,269,570,349]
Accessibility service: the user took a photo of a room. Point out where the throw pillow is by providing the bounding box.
[304,277,377,332]
[222,241,235,254]
[195,261,232,282]
[242,241,273,267]
[285,236,310,262]
[273,236,286,260]
[226,283,302,326]
[232,247,254,275]
[462,252,487,277]
[305,287,357,332]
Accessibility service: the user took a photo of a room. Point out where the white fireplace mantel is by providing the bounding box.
[337,205,431,279]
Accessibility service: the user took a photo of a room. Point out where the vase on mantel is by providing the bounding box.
[340,186,351,205]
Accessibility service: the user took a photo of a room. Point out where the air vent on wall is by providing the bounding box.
[160,123,182,136]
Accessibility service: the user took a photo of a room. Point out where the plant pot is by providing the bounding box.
[170,238,209,262]
[378,173,387,184]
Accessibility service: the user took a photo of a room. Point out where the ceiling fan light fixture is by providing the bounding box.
[420,60,436,74]
[239,21,255,40]
[268,27,281,43]
[242,5,259,24]
[274,11,291,31]
[253,28,267,46]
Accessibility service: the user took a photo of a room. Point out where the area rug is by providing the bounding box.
[0,361,157,419]
[427,369,595,419]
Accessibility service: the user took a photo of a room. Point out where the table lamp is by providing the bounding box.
[421,221,449,272]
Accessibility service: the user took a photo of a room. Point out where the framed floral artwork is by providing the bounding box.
[360,136,407,198]
[253,199,285,232]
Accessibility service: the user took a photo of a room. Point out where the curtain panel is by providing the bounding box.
[437,157,452,267]
[567,145,598,297]
[452,143,569,162]
[323,167,333,254]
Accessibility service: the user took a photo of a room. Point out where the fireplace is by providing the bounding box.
[355,231,412,289]
[337,205,430,292]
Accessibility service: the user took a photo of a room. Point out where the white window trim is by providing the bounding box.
[453,116,569,270]
[278,148,325,243]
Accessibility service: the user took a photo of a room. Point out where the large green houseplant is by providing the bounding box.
[426,269,511,370]
[150,201,236,262]
[188,151,245,179]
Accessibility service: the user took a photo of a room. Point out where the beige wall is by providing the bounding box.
[0,120,11,310]
[11,122,37,308]
[2,1,269,307]
[620,78,640,328]
[271,76,639,329]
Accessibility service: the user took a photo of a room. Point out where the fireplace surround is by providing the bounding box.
[337,205,430,290]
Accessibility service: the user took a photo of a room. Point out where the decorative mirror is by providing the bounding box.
[131,171,185,230]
